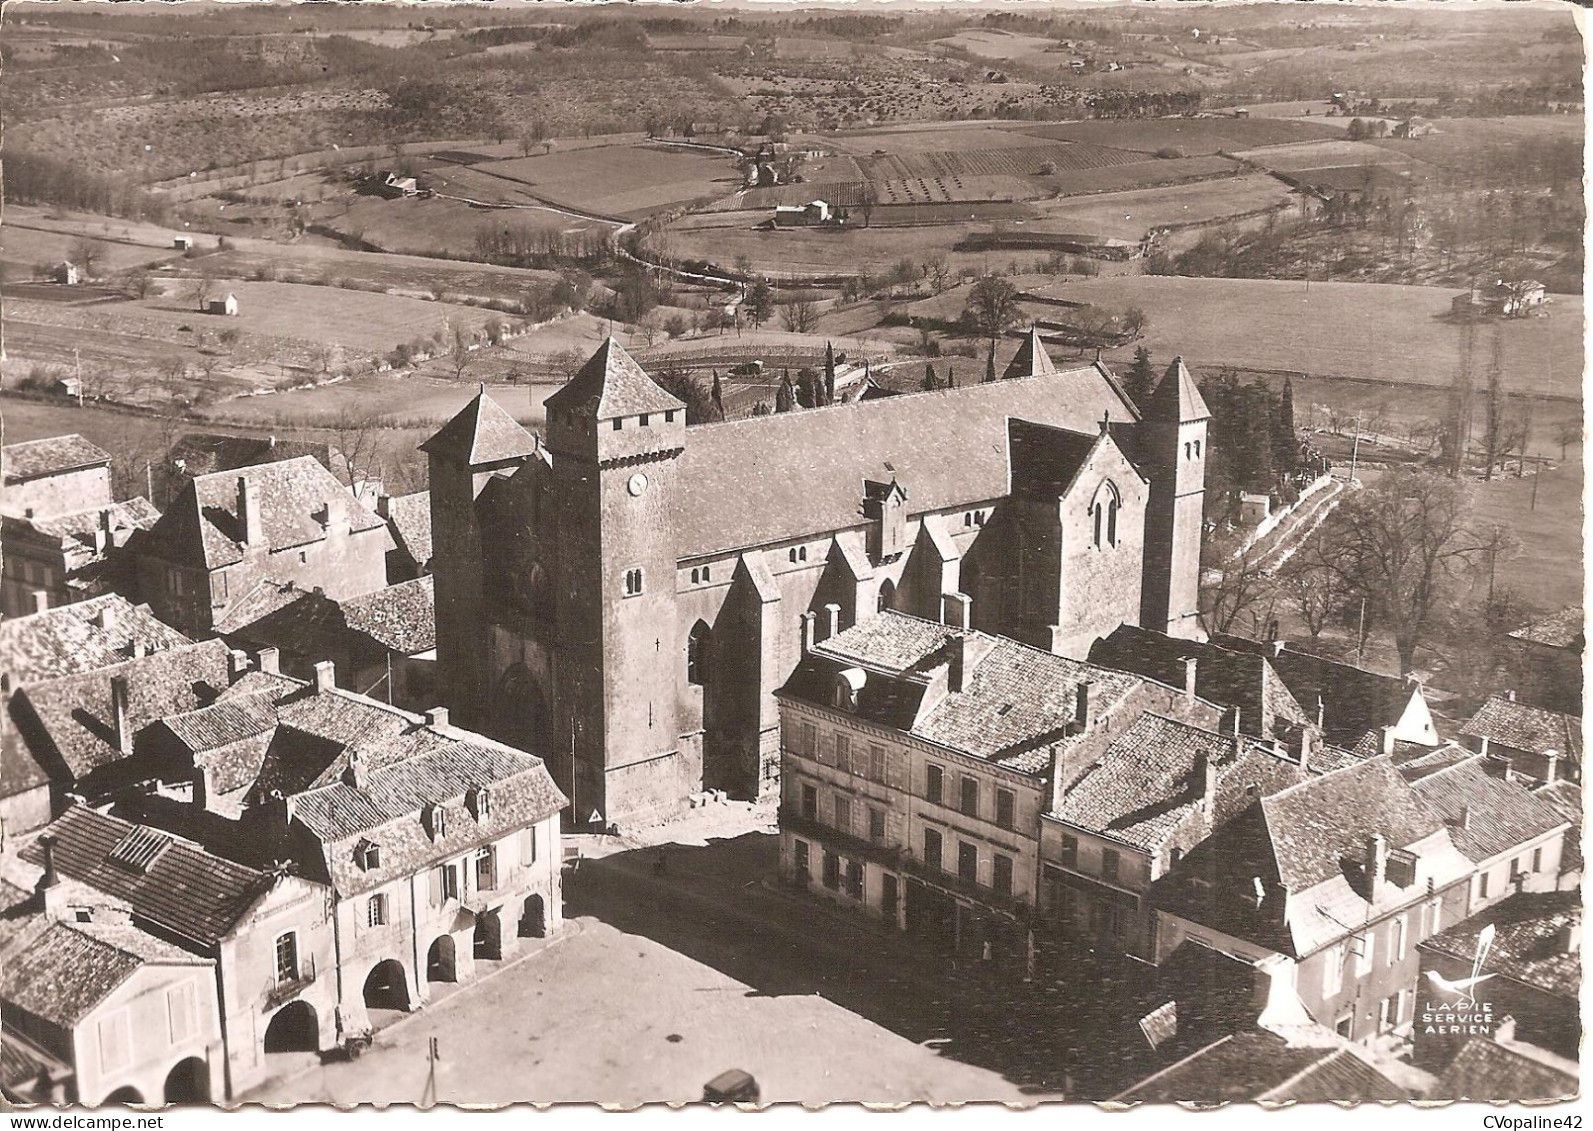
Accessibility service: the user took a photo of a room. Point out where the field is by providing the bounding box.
[321,195,610,259]
[1042,155,1242,197]
[1230,138,1420,175]
[1010,116,1343,155]
[1,219,185,280]
[1025,174,1296,241]
[461,144,743,220]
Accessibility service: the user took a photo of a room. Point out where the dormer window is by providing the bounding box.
[833,668,866,710]
[467,786,492,820]
[356,841,381,871]
[423,804,447,842]
[1387,848,1418,888]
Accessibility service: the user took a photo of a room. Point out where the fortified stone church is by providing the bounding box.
[426,331,1210,826]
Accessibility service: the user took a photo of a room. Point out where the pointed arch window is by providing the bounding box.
[686,620,710,686]
[878,578,897,613]
[1091,481,1122,549]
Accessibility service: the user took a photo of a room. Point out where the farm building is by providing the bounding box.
[772,201,832,227]
[207,293,240,317]
[1452,279,1548,319]
[1394,117,1435,139]
[53,262,79,286]
[378,171,420,199]
[173,235,194,251]
[52,376,82,400]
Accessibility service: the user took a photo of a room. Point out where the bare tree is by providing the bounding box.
[1199,531,1276,638]
[780,297,819,334]
[188,274,216,312]
[1553,419,1580,461]
[328,405,389,491]
[924,256,952,295]
[1318,469,1482,675]
[963,275,1022,350]
[448,327,475,382]
[67,236,103,279]
[1276,533,1349,647]
[156,356,192,406]
[123,270,157,300]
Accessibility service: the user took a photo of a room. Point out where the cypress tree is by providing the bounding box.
[775,373,795,413]
[984,339,997,383]
[823,340,837,403]
[945,364,955,389]
[1125,346,1155,410]
[711,370,725,421]
[1274,376,1298,474]
[923,362,938,391]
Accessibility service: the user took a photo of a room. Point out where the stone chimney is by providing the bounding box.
[1456,804,1472,831]
[31,590,49,615]
[1544,750,1560,785]
[1380,725,1398,757]
[800,612,817,655]
[313,660,336,694]
[345,754,369,790]
[36,833,59,893]
[110,674,133,755]
[1293,725,1317,772]
[1364,834,1388,887]
[322,493,348,534]
[375,494,393,520]
[941,591,971,631]
[1182,657,1198,701]
[1506,689,1517,702]
[426,707,450,729]
[948,632,974,694]
[257,647,280,675]
[822,603,841,642]
[1194,748,1218,822]
[95,601,118,633]
[238,475,264,547]
[1558,921,1582,954]
[1072,680,1097,734]
[130,638,147,660]
[1315,695,1326,729]
[227,648,250,681]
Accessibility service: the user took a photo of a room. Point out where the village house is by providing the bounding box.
[207,294,240,317]
[173,236,194,251]
[0,496,160,619]
[0,880,223,1106]
[1405,754,1570,918]
[1112,1028,1408,1104]
[134,456,393,637]
[1459,691,1581,786]
[775,608,1223,957]
[54,262,80,286]
[1430,1038,1578,1103]
[1507,606,1583,716]
[375,491,433,582]
[14,808,336,1100]
[1212,634,1441,751]
[427,337,1209,827]
[1416,891,1579,1098]
[376,171,420,199]
[1451,279,1549,319]
[772,201,832,227]
[0,595,193,834]
[214,576,437,711]
[162,433,370,510]
[1149,757,1477,1046]
[1393,117,1435,139]
[2,434,114,523]
[133,659,566,1033]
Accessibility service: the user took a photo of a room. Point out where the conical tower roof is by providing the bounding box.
[543,337,684,420]
[1001,326,1059,381]
[1144,356,1211,423]
[421,386,538,466]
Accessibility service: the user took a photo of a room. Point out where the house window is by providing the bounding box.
[996,788,1015,830]
[275,933,299,984]
[1353,931,1374,976]
[1335,1014,1354,1039]
[923,828,943,870]
[612,419,623,431]
[833,794,851,836]
[665,410,676,423]
[1194,440,1202,457]
[1510,856,1523,881]
[431,863,460,905]
[869,808,885,842]
[957,841,978,884]
[801,784,817,821]
[1322,944,1345,997]
[702,566,711,582]
[1426,895,1444,936]
[1060,835,1078,869]
[686,621,709,685]
[623,568,643,596]
[846,860,864,900]
[475,847,498,892]
[799,547,808,562]
[521,827,538,865]
[1101,849,1120,883]
[965,512,974,528]
[1390,915,1407,964]
[357,842,381,871]
[960,776,979,818]
[869,744,886,782]
[798,722,817,758]
[789,548,798,563]
[167,982,197,1045]
[1533,846,1544,872]
[691,568,700,584]
[834,734,852,774]
[926,764,944,805]
[98,1011,132,1073]
[1477,871,1490,900]
[1379,993,1400,1033]
[993,854,1013,898]
[367,893,388,927]
[793,838,810,880]
[640,413,649,427]
[822,851,840,890]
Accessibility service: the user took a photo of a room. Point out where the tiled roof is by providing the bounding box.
[1409,756,1569,864]
[1,920,207,1028]
[1261,757,1445,891]
[340,576,436,654]
[1212,635,1415,749]
[1,1030,66,1092]
[12,497,160,556]
[18,807,276,947]
[212,577,308,635]
[1057,715,1307,853]
[0,595,192,686]
[166,432,343,482]
[161,689,280,754]
[13,640,234,781]
[1460,695,1582,759]
[3,435,110,483]
[1114,1030,1405,1104]
[1142,356,1212,423]
[1392,741,1476,781]
[1091,625,1311,737]
[1008,421,1117,500]
[1509,606,1583,650]
[542,337,686,421]
[673,354,1137,558]
[1000,327,1059,380]
[1420,891,1580,1001]
[1431,1039,1577,1102]
[422,389,539,466]
[139,457,388,570]
[788,611,1144,774]
[383,491,433,573]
